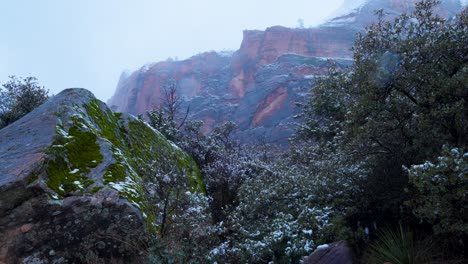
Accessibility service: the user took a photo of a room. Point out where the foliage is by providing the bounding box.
[146,79,188,141]
[144,165,216,263]
[0,76,49,129]
[296,0,467,238]
[145,89,337,262]
[217,162,334,263]
[138,2,467,261]
[363,224,439,264]
[405,146,468,237]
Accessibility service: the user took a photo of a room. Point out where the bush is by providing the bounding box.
[405,146,468,237]
[0,76,49,129]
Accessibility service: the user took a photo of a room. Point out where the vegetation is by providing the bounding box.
[0,76,49,129]
[144,1,467,262]
[405,146,468,237]
[293,0,467,261]
[362,224,437,264]
[46,124,102,196]
[5,1,465,263]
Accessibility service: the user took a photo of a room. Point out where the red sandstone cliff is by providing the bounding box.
[108,0,464,143]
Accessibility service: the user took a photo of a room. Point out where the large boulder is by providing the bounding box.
[0,88,201,263]
[302,241,354,264]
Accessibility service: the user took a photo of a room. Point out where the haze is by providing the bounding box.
[1,0,344,101]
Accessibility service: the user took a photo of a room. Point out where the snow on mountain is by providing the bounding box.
[325,0,369,22]
[322,0,466,28]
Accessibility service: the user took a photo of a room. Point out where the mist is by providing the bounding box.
[1,0,343,101]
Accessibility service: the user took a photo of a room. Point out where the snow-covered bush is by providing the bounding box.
[405,146,468,236]
[207,159,337,263]
[143,156,217,262]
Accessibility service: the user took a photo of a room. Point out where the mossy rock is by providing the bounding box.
[40,90,204,225]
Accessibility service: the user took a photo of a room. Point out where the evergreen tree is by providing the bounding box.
[297,0,467,237]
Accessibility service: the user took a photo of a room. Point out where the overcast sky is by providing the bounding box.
[1,0,345,101]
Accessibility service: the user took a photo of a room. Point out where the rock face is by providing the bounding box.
[0,88,201,263]
[108,0,464,143]
[109,36,352,144]
[323,0,462,29]
[302,241,354,264]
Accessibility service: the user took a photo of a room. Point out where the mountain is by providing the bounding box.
[323,0,462,29]
[0,88,201,263]
[108,0,465,144]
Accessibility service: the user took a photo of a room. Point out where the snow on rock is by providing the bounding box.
[316,244,330,250]
[303,241,353,264]
[325,0,369,22]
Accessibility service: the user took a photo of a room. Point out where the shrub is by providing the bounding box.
[0,76,49,129]
[405,146,468,237]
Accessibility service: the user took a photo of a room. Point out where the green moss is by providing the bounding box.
[45,156,94,196]
[27,172,39,185]
[46,122,103,196]
[46,157,69,195]
[90,186,103,193]
[84,99,121,146]
[125,120,206,193]
[104,163,126,183]
[66,126,103,171]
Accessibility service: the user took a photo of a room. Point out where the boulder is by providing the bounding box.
[302,241,354,264]
[0,88,201,263]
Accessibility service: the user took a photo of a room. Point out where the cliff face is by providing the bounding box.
[108,0,464,143]
[0,88,201,263]
[109,27,353,143]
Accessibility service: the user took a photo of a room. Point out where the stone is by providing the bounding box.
[302,241,354,264]
[0,88,201,263]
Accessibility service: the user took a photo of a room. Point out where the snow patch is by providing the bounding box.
[217,50,235,57]
[162,174,171,183]
[325,0,368,22]
[56,127,73,139]
[316,244,329,250]
[140,63,156,73]
[73,180,83,189]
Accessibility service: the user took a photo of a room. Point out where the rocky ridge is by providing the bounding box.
[0,88,202,263]
[108,0,465,144]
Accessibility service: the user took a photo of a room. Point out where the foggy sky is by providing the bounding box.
[1,0,344,101]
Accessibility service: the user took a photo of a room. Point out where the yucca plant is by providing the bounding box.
[362,224,436,264]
